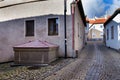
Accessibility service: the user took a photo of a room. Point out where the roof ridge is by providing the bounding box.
[0,0,46,9]
[104,8,120,26]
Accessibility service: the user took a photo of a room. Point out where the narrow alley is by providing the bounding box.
[45,41,120,80]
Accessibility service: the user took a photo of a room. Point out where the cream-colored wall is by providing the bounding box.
[92,29,103,39]
[0,0,40,7]
[0,0,74,22]
[88,29,103,40]
[88,23,104,40]
[0,0,65,22]
[74,4,85,52]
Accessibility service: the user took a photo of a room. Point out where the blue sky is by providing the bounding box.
[103,0,113,4]
[81,0,120,18]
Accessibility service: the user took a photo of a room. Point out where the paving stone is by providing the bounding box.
[0,41,120,80]
[45,41,120,80]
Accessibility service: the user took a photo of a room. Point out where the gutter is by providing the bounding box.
[71,2,75,50]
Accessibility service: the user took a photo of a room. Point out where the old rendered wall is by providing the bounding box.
[88,29,92,40]
[88,29,103,40]
[0,19,26,62]
[92,29,103,39]
[118,23,120,50]
[88,23,104,40]
[74,4,85,53]
[0,0,65,22]
[0,0,74,22]
[105,20,119,50]
[0,15,71,62]
[0,0,84,62]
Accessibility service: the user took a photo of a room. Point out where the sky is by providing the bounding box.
[81,0,120,18]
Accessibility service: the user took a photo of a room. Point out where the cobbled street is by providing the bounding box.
[45,41,120,80]
[0,41,120,80]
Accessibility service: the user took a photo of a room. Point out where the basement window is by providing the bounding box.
[25,20,34,37]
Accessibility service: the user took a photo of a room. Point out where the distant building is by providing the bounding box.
[104,8,120,51]
[86,17,108,41]
[0,0,86,62]
[88,29,103,40]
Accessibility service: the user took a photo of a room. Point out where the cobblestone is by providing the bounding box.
[45,41,120,80]
[0,41,120,80]
[0,58,76,80]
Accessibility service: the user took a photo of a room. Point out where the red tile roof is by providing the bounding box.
[86,17,110,24]
[14,40,58,48]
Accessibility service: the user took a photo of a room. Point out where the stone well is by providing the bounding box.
[13,40,59,65]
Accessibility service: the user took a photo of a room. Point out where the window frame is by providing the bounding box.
[48,18,59,36]
[25,20,35,37]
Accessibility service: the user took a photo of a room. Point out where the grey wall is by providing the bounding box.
[0,14,75,62]
[105,20,119,50]
[0,0,85,62]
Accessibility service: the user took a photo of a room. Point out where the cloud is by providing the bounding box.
[107,0,120,15]
[81,0,120,18]
[81,0,106,18]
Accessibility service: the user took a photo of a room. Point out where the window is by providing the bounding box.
[25,20,34,36]
[100,32,103,36]
[111,26,114,39]
[92,33,96,37]
[100,25,103,28]
[48,18,58,36]
[107,29,109,40]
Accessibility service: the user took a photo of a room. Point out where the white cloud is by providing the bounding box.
[107,0,120,15]
[81,0,120,18]
[81,0,106,18]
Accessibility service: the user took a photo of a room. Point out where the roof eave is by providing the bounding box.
[77,0,86,27]
[0,0,47,9]
[104,9,120,26]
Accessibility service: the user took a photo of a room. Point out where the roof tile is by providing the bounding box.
[14,40,58,48]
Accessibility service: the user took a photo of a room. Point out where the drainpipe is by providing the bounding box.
[64,0,67,58]
[72,2,75,50]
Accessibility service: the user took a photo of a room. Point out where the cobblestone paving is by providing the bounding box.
[45,41,120,80]
[0,58,76,80]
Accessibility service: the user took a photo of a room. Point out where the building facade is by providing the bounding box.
[0,0,86,62]
[86,17,107,41]
[104,8,120,50]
